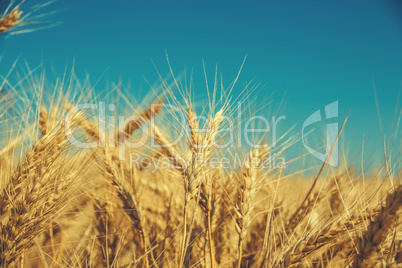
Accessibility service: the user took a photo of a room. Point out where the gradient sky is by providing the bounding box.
[1,0,402,173]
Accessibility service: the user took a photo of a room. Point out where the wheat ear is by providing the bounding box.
[39,105,48,136]
[93,200,120,267]
[234,148,266,268]
[117,99,164,143]
[103,147,150,267]
[354,186,402,267]
[0,8,22,34]
[0,124,76,266]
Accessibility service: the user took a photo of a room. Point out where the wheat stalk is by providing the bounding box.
[176,107,224,267]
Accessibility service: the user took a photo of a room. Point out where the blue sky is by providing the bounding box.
[1,0,401,173]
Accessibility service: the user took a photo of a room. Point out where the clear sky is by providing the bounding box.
[1,0,401,173]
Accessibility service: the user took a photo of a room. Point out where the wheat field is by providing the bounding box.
[1,1,402,268]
